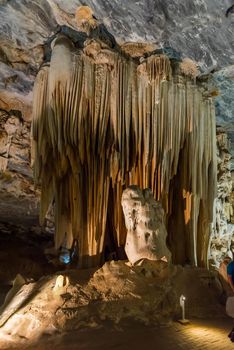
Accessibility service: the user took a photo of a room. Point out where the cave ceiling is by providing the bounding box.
[0,0,233,229]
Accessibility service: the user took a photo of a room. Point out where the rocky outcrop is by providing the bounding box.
[0,0,233,117]
[209,131,234,268]
[0,109,39,226]
[213,66,234,170]
[0,0,233,70]
[0,260,225,349]
[122,186,171,264]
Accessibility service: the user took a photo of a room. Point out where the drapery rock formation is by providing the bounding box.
[0,2,233,349]
[121,186,171,264]
[32,20,217,268]
[0,0,232,249]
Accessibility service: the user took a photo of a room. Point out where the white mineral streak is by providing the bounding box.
[121,185,171,264]
[32,35,217,268]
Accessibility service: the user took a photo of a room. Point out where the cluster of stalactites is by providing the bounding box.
[32,34,217,268]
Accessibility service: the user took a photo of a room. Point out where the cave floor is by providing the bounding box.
[0,227,233,349]
[1,317,233,350]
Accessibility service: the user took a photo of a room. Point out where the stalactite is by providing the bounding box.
[32,34,217,268]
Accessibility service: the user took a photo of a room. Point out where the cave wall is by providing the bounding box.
[0,109,39,227]
[209,130,234,267]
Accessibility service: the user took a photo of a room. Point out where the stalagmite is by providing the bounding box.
[121,185,171,264]
[32,23,217,268]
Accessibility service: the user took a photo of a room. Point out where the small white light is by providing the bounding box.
[178,294,189,325]
[180,294,186,307]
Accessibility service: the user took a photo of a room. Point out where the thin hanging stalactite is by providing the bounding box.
[32,34,217,268]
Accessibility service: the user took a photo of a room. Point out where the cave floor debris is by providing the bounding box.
[0,259,233,350]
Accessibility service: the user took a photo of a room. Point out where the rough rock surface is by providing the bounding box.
[0,0,233,70]
[0,109,39,227]
[122,186,171,264]
[0,0,233,232]
[213,65,234,170]
[0,260,226,349]
[209,131,234,268]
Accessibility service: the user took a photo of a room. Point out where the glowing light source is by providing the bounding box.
[59,249,71,264]
[178,294,190,324]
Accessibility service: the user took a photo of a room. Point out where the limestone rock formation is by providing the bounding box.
[213,66,234,170]
[75,6,98,33]
[121,186,171,264]
[0,0,232,246]
[0,109,39,227]
[0,0,233,70]
[32,20,217,268]
[0,260,226,349]
[209,131,234,268]
[0,0,232,296]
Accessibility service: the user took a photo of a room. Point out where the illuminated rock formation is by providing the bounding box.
[75,6,98,33]
[0,261,225,347]
[121,186,171,264]
[32,27,217,268]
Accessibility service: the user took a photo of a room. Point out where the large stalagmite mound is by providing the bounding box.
[122,186,171,264]
[0,261,226,349]
[32,21,217,269]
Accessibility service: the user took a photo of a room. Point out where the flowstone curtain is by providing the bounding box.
[32,35,217,267]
